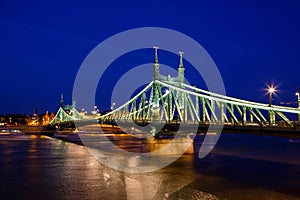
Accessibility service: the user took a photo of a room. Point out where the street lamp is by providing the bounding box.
[111,102,116,110]
[267,85,276,127]
[296,89,300,123]
[268,86,276,106]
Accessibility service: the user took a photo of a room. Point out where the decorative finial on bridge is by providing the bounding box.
[178,51,185,84]
[60,93,64,107]
[153,46,160,80]
[179,51,184,68]
[154,46,159,64]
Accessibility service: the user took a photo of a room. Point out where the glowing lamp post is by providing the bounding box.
[296,91,300,102]
[111,103,116,110]
[296,90,300,123]
[91,106,98,116]
[268,86,276,106]
[267,85,276,126]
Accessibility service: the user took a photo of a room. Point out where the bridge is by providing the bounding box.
[50,94,87,125]
[50,47,300,134]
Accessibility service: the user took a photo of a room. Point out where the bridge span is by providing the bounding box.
[50,47,300,135]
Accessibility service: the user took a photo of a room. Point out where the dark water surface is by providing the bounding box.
[0,133,299,200]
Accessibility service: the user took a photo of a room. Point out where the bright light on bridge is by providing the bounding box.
[268,86,276,94]
[267,84,277,106]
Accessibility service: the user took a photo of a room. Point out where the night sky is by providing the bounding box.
[1,0,300,115]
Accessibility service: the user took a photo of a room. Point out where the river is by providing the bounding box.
[0,133,299,200]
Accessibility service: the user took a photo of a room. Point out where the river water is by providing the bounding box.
[0,133,299,200]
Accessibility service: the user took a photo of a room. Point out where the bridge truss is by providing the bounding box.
[98,48,300,128]
[50,95,88,125]
[98,79,300,128]
[51,47,300,129]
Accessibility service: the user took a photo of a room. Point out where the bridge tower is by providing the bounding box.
[177,52,186,122]
[152,46,160,122]
[153,46,160,80]
[178,51,185,84]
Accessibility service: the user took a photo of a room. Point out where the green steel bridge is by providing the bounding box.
[50,47,300,133]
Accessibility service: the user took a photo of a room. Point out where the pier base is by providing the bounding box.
[143,136,194,155]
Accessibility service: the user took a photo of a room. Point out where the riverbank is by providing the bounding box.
[3,124,300,143]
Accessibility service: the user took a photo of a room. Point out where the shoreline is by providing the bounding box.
[2,124,300,139]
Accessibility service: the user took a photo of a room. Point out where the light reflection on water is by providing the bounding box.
[0,134,299,200]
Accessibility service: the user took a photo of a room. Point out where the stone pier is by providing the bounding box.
[142,136,194,155]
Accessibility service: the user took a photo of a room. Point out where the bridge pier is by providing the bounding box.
[151,107,160,123]
[143,136,194,155]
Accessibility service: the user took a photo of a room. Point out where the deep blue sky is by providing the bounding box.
[1,0,300,114]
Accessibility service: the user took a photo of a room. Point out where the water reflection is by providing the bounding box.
[0,134,299,199]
